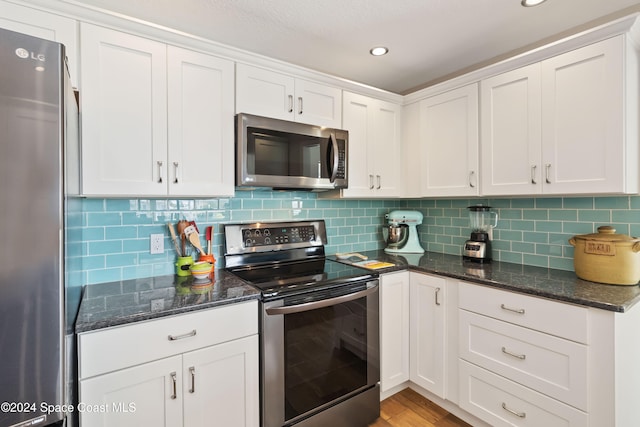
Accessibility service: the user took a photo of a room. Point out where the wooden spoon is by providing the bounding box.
[188,231,205,255]
[176,220,189,256]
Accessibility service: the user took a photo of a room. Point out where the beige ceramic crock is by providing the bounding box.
[569,226,640,285]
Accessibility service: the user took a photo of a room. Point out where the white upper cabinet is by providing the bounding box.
[236,63,342,128]
[418,83,479,197]
[0,0,78,86]
[336,91,403,198]
[541,36,635,195]
[481,63,542,195]
[481,36,637,196]
[167,46,234,196]
[80,23,234,197]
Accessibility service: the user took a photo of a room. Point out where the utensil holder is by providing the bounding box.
[175,256,194,276]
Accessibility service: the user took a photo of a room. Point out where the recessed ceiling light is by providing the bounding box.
[521,0,548,6]
[369,46,389,56]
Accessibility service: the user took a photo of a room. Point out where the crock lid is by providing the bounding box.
[573,226,640,242]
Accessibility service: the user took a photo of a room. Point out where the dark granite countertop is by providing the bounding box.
[75,270,260,333]
[333,250,640,313]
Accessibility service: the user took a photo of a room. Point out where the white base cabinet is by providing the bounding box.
[379,271,410,393]
[78,301,259,427]
[409,272,447,398]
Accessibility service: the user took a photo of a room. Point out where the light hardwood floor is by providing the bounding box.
[369,388,473,427]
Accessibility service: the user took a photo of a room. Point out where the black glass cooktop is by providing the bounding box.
[228,258,377,300]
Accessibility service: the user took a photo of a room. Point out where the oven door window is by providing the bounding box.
[284,296,369,421]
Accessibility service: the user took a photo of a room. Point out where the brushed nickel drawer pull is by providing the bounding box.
[502,346,526,360]
[545,163,551,184]
[170,372,177,399]
[157,160,164,183]
[189,366,195,393]
[168,329,197,341]
[531,165,537,184]
[500,304,525,314]
[435,287,441,306]
[502,402,526,418]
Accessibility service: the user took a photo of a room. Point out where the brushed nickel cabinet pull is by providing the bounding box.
[189,367,195,393]
[168,329,197,341]
[435,287,441,306]
[369,174,374,190]
[157,160,164,183]
[288,95,294,113]
[545,163,551,184]
[298,97,303,115]
[170,372,177,399]
[173,161,179,184]
[531,165,537,184]
[376,175,381,190]
[469,170,475,188]
[502,402,526,418]
[500,304,525,314]
[502,346,526,360]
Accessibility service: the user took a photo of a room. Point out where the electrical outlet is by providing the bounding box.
[150,234,164,254]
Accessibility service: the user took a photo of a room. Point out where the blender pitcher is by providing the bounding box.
[468,205,498,235]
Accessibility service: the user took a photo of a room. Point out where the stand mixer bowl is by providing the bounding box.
[386,224,409,248]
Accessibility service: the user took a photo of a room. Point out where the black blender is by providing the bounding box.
[463,205,498,262]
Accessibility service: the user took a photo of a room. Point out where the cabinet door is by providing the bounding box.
[79,356,182,427]
[341,91,373,197]
[420,84,479,197]
[340,92,402,198]
[481,64,542,195]
[379,272,410,393]
[235,63,295,121]
[410,272,446,398]
[541,36,625,194]
[182,335,259,427]
[0,0,78,86]
[80,23,168,196]
[167,46,234,196]
[371,100,403,198]
[295,78,342,128]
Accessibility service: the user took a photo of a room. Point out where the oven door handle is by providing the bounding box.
[265,285,378,315]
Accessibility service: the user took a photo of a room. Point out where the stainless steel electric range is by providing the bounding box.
[224,219,380,427]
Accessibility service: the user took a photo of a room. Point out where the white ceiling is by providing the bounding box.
[73,0,640,94]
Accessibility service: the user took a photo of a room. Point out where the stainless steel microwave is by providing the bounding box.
[236,113,348,191]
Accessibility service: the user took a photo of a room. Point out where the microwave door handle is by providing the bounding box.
[328,133,339,183]
[265,285,378,315]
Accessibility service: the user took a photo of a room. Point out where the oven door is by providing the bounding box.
[261,280,380,427]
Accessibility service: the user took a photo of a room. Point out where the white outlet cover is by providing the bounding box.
[150,234,164,254]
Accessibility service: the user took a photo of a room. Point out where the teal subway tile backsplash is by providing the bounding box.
[66,193,640,287]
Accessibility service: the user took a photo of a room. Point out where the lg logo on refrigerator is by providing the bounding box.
[15,47,45,62]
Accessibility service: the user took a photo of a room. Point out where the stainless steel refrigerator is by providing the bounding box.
[0,27,78,427]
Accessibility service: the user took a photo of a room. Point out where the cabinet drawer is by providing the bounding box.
[459,310,587,410]
[458,282,588,343]
[459,360,588,427]
[79,301,258,379]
